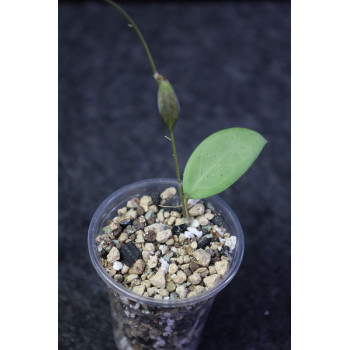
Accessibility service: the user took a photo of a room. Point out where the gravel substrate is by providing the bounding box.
[96,187,237,300]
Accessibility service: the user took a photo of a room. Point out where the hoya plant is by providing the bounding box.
[103,0,267,218]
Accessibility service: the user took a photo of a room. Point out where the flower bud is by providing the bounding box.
[155,73,179,131]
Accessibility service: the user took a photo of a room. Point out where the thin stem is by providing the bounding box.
[169,129,188,219]
[159,205,181,209]
[103,1,187,218]
[103,0,157,75]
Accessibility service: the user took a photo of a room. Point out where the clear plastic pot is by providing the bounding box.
[88,178,244,350]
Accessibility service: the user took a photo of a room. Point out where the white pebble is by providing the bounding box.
[216,227,224,236]
[184,231,194,239]
[113,261,123,271]
[190,219,200,228]
[187,199,200,208]
[160,258,169,273]
[159,245,167,255]
[97,241,104,252]
[186,227,202,238]
[226,236,237,251]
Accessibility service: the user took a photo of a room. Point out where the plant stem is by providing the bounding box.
[169,129,188,219]
[104,1,188,218]
[103,0,157,75]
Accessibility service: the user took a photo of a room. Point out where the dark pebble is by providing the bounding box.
[146,217,156,225]
[133,219,145,230]
[189,262,200,273]
[171,226,180,235]
[175,316,197,332]
[124,325,132,338]
[179,224,187,232]
[120,241,142,266]
[100,249,108,258]
[197,236,211,250]
[184,268,192,277]
[222,246,231,257]
[119,219,133,228]
[206,248,215,257]
[171,224,187,235]
[136,337,154,347]
[210,256,220,263]
[205,201,216,213]
[212,215,223,226]
[125,225,136,234]
[201,226,211,234]
[112,223,122,236]
[144,230,156,242]
[136,206,145,216]
[152,194,161,206]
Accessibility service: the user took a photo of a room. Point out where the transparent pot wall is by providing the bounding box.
[108,288,214,350]
[88,179,244,350]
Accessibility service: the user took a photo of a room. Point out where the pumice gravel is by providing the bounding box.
[96,187,236,299]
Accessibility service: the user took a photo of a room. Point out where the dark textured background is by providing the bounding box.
[59,1,290,349]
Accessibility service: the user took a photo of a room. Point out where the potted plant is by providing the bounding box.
[88,2,266,350]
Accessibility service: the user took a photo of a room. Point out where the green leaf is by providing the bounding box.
[183,128,267,199]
